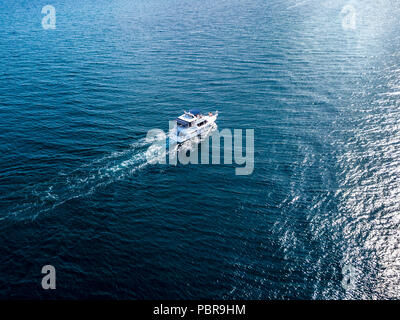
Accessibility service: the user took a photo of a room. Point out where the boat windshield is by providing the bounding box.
[176,118,189,127]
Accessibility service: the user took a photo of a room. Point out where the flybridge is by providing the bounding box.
[188,109,200,116]
[177,110,201,123]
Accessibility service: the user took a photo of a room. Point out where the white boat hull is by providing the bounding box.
[171,113,218,144]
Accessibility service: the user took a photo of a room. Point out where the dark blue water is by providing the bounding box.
[1,0,400,299]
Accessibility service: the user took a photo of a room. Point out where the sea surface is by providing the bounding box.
[1,0,400,299]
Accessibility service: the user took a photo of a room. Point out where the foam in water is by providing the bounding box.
[5,137,157,221]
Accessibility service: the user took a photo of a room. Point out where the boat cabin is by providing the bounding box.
[176,109,206,128]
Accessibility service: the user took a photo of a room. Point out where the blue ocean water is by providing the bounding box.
[1,0,400,299]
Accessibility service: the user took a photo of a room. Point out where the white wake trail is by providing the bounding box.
[6,136,157,221]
